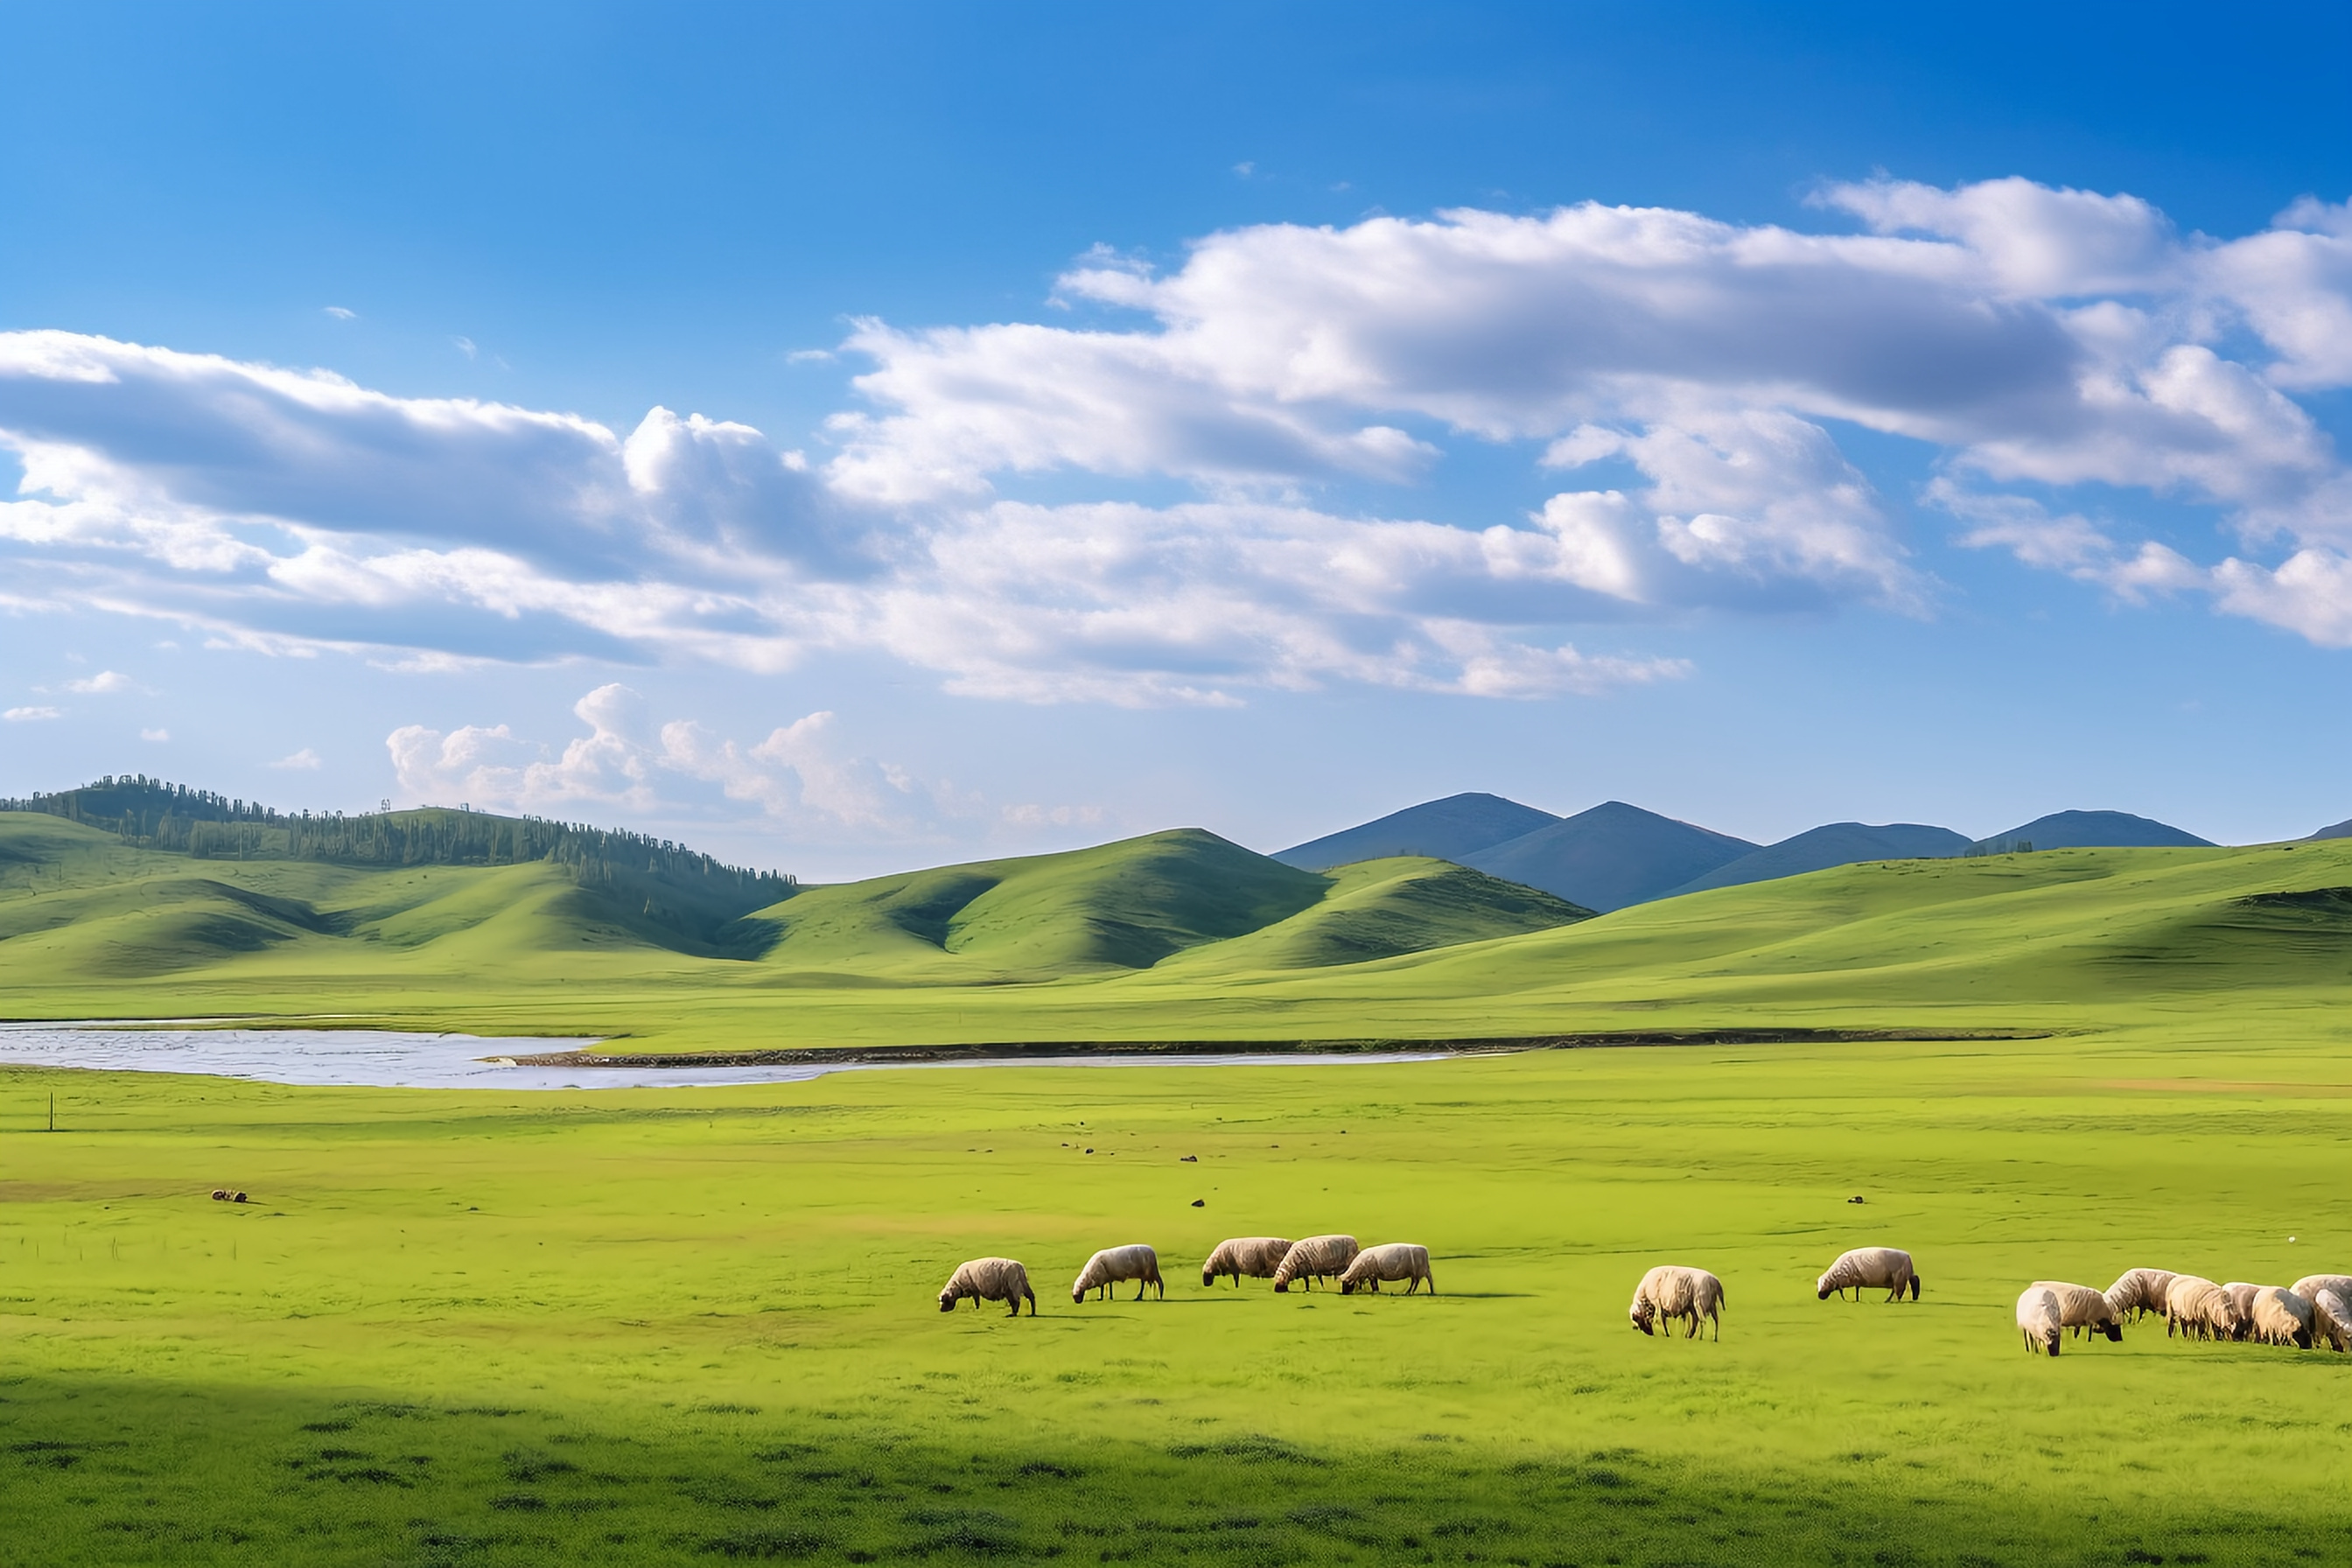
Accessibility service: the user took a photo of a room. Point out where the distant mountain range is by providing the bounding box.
[1277,796,2222,913]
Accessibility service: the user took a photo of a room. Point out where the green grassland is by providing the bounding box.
[4,1034,2349,1565]
[7,808,2352,1562]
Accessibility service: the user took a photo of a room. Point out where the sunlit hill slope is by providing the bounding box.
[7,790,2352,1054]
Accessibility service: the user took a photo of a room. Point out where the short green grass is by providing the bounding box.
[4,1032,2349,1564]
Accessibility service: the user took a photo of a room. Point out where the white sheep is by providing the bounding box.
[2017,1285,2062,1357]
[937,1256,1036,1317]
[1815,1247,1921,1302]
[1270,1235,1360,1293]
[1200,1236,1293,1288]
[1338,1242,1433,1296]
[2103,1269,2176,1322]
[1628,1264,1726,1341]
[1071,1243,1164,1303]
[2248,1285,2315,1349]
[2222,1282,2263,1339]
[2310,1287,2352,1354]
[2163,1275,2238,1341]
[2026,1280,2123,1342]
[2290,1272,2352,1349]
[2290,1271,2352,1303]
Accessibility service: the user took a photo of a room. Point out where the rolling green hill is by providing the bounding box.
[7,798,2352,1055]
[0,811,1594,1002]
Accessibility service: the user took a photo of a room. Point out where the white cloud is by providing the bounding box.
[1816,176,2179,298]
[64,668,134,693]
[140,726,169,742]
[387,683,975,837]
[269,747,323,770]
[4,705,61,721]
[324,306,356,321]
[3,176,2352,693]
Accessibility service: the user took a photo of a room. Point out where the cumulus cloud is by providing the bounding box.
[269,747,323,770]
[3,175,2351,693]
[4,705,61,721]
[63,669,135,693]
[388,683,972,836]
[140,726,169,742]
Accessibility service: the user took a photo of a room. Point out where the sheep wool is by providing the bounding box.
[1200,1236,1294,1288]
[2310,1288,2352,1354]
[2017,1286,2063,1357]
[2250,1285,2315,1349]
[1815,1247,1921,1302]
[2026,1280,2123,1342]
[2163,1276,2236,1341]
[2222,1282,2262,1338]
[2289,1274,2352,1320]
[1071,1243,1164,1304]
[1338,1242,1434,1296]
[937,1257,1037,1317]
[1271,1235,1360,1293]
[2104,1269,2177,1322]
[1628,1264,1726,1341]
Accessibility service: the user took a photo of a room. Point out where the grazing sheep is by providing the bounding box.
[1200,1236,1292,1288]
[1338,1242,1434,1296]
[2026,1281,2123,1342]
[2290,1271,2352,1301]
[1072,1244,1164,1303]
[2249,1285,2315,1349]
[2290,1272,2352,1339]
[1628,1265,1726,1341]
[2222,1282,2264,1339]
[2017,1285,2062,1357]
[1815,1247,1921,1302]
[2309,1288,2352,1354]
[1270,1235,1360,1294]
[2163,1275,2239,1341]
[2104,1269,2177,1322]
[937,1257,1036,1317]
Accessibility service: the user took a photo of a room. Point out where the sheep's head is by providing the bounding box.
[1070,1287,1087,1305]
[2099,1322,2121,1342]
[937,1290,959,1312]
[1273,1280,1289,1294]
[1339,1278,1359,1296]
[1629,1301,1656,1335]
[1200,1267,1217,1287]
[1815,1283,1834,1300]
[1908,1278,1922,1300]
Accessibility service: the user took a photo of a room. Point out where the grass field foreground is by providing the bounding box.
[3,1032,2349,1564]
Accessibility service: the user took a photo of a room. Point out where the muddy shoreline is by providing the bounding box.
[510,1026,2050,1070]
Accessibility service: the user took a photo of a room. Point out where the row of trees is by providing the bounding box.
[1,776,797,908]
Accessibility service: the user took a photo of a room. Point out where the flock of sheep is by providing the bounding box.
[2015,1269,2352,1356]
[937,1234,1432,1314]
[937,1238,2352,1362]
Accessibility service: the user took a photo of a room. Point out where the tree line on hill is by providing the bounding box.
[0,776,797,913]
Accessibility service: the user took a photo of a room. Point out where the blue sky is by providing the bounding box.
[4,2,2349,878]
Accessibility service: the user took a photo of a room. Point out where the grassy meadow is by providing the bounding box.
[4,1032,2350,1565]
[10,810,2352,1056]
